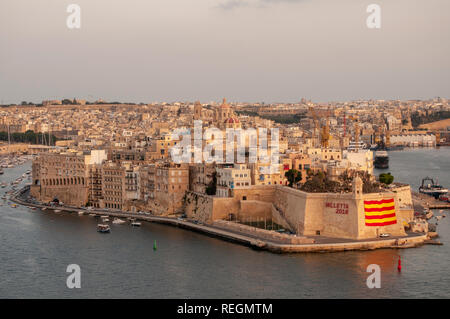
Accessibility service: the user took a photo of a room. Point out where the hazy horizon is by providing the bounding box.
[1,0,449,104]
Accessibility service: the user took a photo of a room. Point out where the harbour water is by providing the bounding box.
[0,148,449,298]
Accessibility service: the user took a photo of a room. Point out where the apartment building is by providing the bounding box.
[146,134,176,161]
[216,164,251,197]
[101,161,125,210]
[189,163,216,194]
[154,163,189,215]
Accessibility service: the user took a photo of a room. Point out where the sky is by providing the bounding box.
[0,0,449,104]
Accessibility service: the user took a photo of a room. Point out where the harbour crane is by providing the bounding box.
[309,106,320,147]
[320,108,331,148]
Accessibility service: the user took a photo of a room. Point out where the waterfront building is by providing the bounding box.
[87,164,103,208]
[389,132,436,147]
[216,164,251,197]
[153,163,189,215]
[31,149,107,206]
[189,163,216,194]
[101,161,125,210]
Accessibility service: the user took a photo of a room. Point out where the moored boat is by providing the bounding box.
[97,224,111,233]
[112,218,126,224]
[374,150,389,169]
[419,177,448,198]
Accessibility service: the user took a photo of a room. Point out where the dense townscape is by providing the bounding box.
[1,97,449,249]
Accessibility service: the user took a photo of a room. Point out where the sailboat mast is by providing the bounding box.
[7,122,10,154]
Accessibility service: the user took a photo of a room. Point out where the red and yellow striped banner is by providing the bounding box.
[364,198,397,226]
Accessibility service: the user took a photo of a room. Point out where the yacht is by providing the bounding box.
[374,150,389,169]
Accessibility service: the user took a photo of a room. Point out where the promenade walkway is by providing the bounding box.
[11,186,428,253]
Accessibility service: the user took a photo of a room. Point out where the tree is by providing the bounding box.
[285,169,302,188]
[379,172,394,185]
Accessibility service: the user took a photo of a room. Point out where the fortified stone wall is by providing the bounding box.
[392,185,413,208]
[357,192,406,238]
[38,185,89,206]
[212,220,314,244]
[184,191,215,223]
[238,200,272,220]
[186,183,410,240]
[273,185,406,240]
[271,204,296,232]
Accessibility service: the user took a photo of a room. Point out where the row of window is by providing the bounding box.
[43,177,85,186]
[104,191,121,196]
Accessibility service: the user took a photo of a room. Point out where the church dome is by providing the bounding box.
[224,117,240,124]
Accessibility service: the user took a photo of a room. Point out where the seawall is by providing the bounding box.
[11,186,429,254]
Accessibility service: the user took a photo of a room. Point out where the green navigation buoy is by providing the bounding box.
[153,240,157,251]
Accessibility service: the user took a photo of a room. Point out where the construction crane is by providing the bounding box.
[385,128,391,147]
[320,108,331,148]
[374,126,382,145]
[309,106,320,147]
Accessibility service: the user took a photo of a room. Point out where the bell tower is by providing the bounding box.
[193,101,203,121]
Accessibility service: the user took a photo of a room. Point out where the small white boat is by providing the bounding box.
[101,217,110,222]
[78,211,84,216]
[112,218,126,224]
[131,221,142,227]
[42,207,47,211]
[97,224,111,233]
[54,209,61,213]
